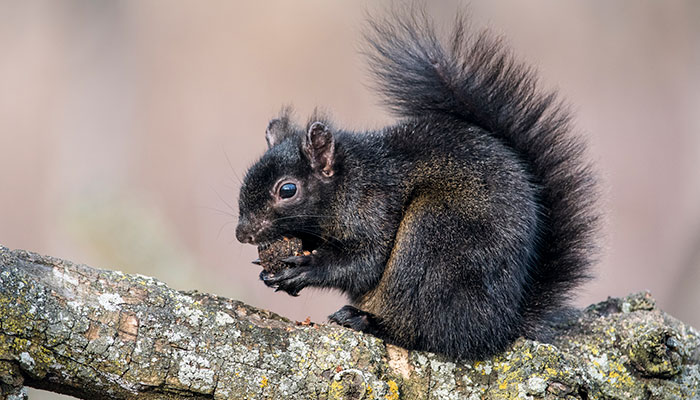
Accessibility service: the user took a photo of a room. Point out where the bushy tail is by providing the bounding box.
[365,10,598,333]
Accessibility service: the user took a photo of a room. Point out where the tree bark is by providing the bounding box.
[1,245,699,400]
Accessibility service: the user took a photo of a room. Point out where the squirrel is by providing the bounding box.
[235,10,597,360]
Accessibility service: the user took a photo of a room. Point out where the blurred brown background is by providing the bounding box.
[0,1,698,398]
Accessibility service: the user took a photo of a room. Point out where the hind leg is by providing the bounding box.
[356,194,529,358]
[328,305,384,337]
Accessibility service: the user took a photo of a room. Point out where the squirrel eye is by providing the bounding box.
[279,182,297,199]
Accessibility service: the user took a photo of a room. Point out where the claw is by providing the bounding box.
[259,270,275,285]
[260,265,308,297]
[251,258,261,265]
[275,285,299,296]
[281,255,312,266]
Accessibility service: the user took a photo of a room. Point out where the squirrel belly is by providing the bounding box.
[235,11,597,361]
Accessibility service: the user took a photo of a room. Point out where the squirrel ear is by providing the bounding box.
[265,118,292,148]
[303,122,335,177]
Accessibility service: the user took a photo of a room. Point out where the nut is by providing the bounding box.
[257,237,303,273]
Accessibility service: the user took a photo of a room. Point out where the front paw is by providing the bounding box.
[259,267,312,297]
[328,305,378,333]
[280,254,314,267]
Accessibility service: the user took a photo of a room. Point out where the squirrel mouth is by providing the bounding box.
[253,235,319,268]
[297,233,322,253]
[257,234,319,253]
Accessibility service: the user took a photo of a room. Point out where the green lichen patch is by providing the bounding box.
[627,328,683,378]
[0,336,55,380]
[2,246,700,399]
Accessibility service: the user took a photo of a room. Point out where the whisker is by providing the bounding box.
[210,185,238,215]
[217,220,238,240]
[269,214,339,224]
[198,205,238,219]
[223,150,244,185]
[292,227,349,252]
[272,214,335,220]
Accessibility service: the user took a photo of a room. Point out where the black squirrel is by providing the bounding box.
[235,11,597,360]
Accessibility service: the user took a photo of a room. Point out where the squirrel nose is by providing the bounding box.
[235,221,256,244]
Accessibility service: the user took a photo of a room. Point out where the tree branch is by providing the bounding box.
[1,245,699,399]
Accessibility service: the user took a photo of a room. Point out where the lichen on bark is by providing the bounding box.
[1,245,699,399]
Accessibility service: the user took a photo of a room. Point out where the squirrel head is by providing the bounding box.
[236,115,338,247]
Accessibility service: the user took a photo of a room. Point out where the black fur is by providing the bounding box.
[236,10,597,360]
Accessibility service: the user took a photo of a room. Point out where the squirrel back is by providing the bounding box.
[235,10,598,360]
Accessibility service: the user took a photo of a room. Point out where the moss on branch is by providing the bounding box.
[1,245,699,399]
